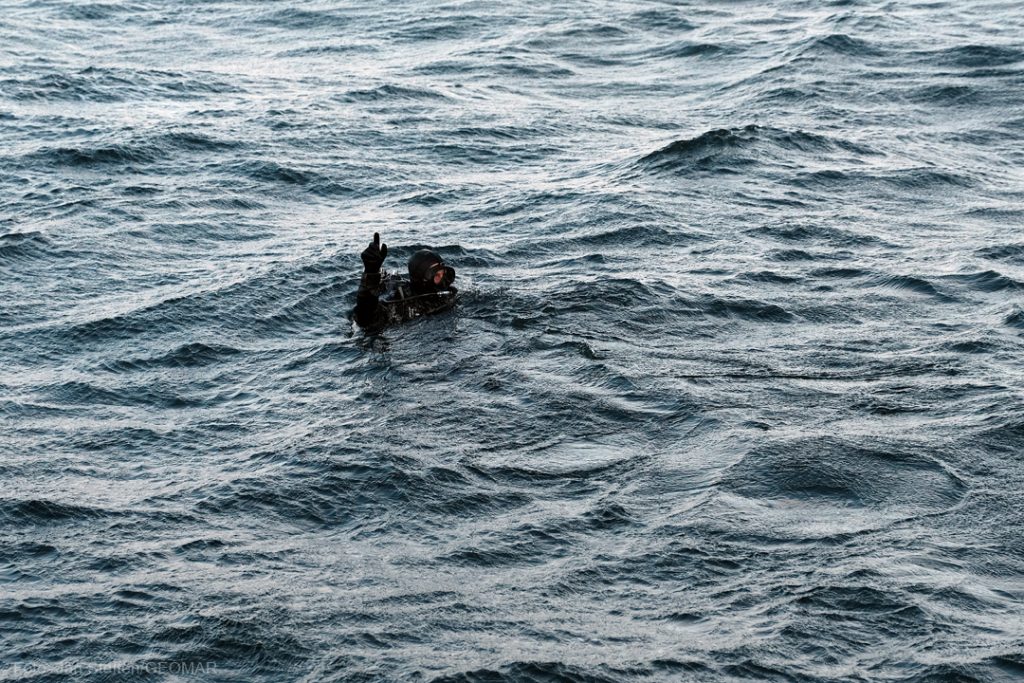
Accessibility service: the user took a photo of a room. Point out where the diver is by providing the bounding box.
[353,232,457,329]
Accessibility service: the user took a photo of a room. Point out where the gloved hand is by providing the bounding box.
[360,232,388,273]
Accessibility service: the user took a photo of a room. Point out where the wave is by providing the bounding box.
[276,43,376,58]
[467,453,634,484]
[438,522,573,567]
[976,243,1024,263]
[416,139,562,165]
[789,167,973,191]
[28,142,163,167]
[0,230,55,263]
[1004,306,1024,329]
[101,342,243,373]
[907,83,982,106]
[936,44,1024,68]
[508,224,702,256]
[435,661,639,682]
[193,460,529,530]
[720,437,967,514]
[941,339,999,354]
[0,67,242,102]
[0,498,115,524]
[448,123,565,141]
[23,129,242,170]
[643,41,732,60]
[545,277,664,314]
[634,125,877,176]
[144,220,274,244]
[637,126,758,170]
[412,56,575,79]
[335,84,451,103]
[59,3,156,22]
[800,33,883,57]
[231,161,357,196]
[941,270,1024,293]
[16,253,351,350]
[868,273,949,298]
[5,0,1024,675]
[158,131,242,152]
[747,222,884,247]
[731,270,804,285]
[628,8,697,31]
[692,295,796,323]
[250,7,349,30]
[807,268,950,299]
[42,379,218,409]
[389,15,494,43]
[768,248,852,262]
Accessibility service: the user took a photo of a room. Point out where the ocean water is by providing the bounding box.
[2,0,1024,680]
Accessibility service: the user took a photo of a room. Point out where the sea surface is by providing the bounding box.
[2,1,1024,681]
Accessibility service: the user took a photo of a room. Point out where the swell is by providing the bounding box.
[3,1,1024,680]
[976,243,1024,264]
[922,44,1024,69]
[0,230,57,262]
[193,460,532,530]
[789,167,973,191]
[506,224,704,256]
[808,268,952,299]
[0,498,125,525]
[0,67,243,102]
[19,131,244,170]
[5,256,351,351]
[539,278,796,324]
[632,125,878,177]
[720,437,968,514]
[99,342,244,372]
[335,83,451,103]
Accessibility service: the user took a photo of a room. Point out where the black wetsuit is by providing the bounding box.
[354,271,457,329]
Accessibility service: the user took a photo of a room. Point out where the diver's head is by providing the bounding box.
[408,249,455,293]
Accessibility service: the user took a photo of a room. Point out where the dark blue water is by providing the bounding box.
[3,1,1024,680]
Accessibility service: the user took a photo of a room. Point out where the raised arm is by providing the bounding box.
[354,232,388,327]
